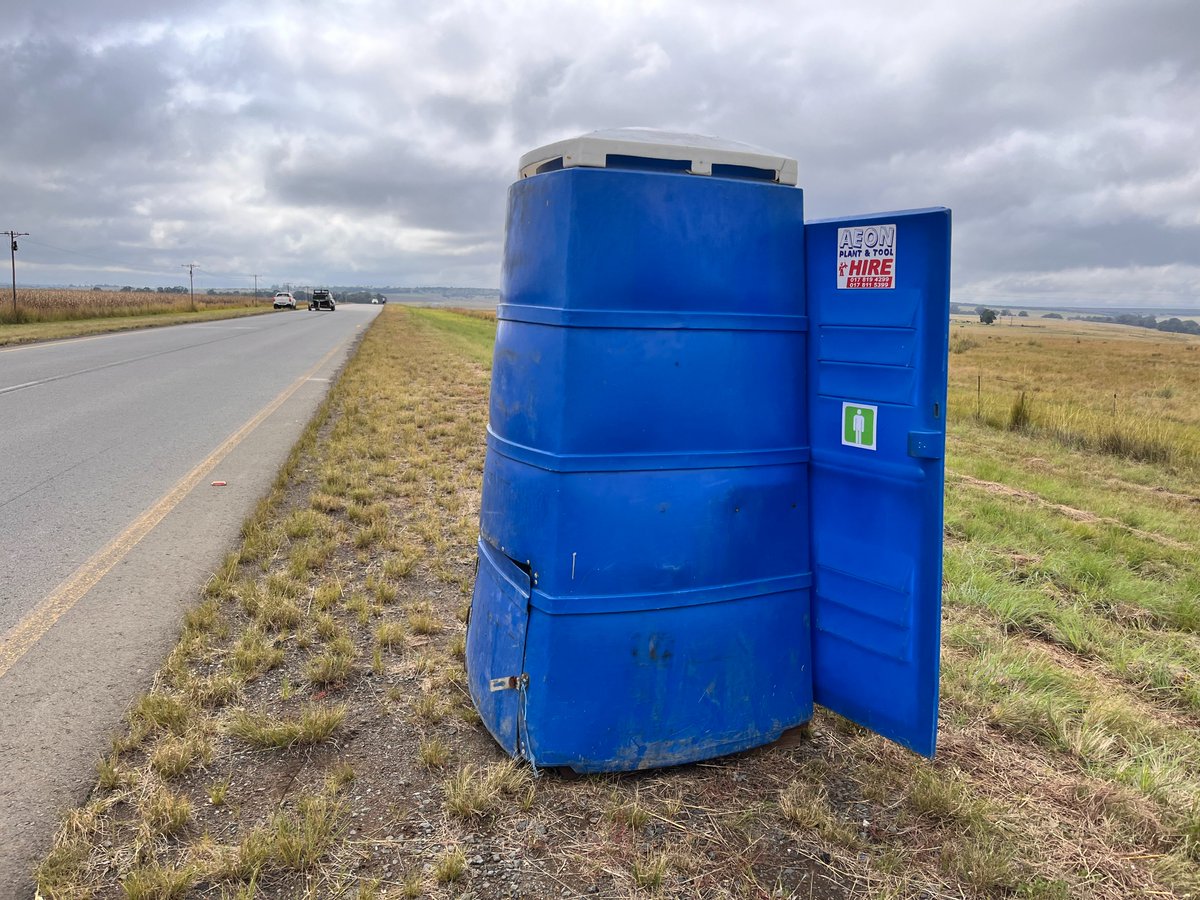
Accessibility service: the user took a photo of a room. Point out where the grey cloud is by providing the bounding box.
[958,218,1200,274]
[264,137,505,236]
[419,95,505,143]
[3,1,223,41]
[0,36,180,166]
[1056,0,1200,77]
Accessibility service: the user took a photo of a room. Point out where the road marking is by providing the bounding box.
[0,341,346,682]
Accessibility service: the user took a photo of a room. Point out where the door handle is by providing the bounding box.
[907,430,944,460]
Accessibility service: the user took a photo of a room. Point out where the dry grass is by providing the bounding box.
[148,732,211,779]
[447,306,497,321]
[226,704,345,748]
[443,760,533,819]
[374,620,406,648]
[1,287,258,324]
[304,639,355,686]
[949,316,1200,466]
[419,736,452,768]
[229,626,285,678]
[140,785,191,836]
[407,601,442,635]
[121,861,196,899]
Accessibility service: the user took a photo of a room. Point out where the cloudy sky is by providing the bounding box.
[2,0,1197,307]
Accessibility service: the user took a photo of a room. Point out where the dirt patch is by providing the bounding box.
[950,473,1194,551]
[1106,479,1200,507]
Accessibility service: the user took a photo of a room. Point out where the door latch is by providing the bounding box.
[489,673,529,692]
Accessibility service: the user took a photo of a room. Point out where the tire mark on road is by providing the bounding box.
[0,439,122,510]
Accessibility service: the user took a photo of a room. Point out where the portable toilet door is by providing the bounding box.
[805,208,951,758]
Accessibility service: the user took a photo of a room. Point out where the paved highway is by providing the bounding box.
[0,304,381,894]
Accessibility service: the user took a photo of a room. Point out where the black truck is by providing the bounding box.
[309,289,336,311]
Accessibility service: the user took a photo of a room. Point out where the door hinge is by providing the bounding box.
[489,673,529,692]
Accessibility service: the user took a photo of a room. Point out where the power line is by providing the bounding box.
[19,236,297,287]
[19,236,166,276]
[12,233,330,295]
[5,230,29,315]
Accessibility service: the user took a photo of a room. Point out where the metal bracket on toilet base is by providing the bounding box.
[489,673,529,693]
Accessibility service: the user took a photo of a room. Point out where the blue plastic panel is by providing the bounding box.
[488,319,807,462]
[503,167,806,315]
[466,540,532,757]
[805,208,951,757]
[520,588,812,772]
[480,453,809,600]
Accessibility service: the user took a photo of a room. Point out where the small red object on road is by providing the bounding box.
[211,481,227,487]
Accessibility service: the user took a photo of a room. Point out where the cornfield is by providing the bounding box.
[0,288,261,325]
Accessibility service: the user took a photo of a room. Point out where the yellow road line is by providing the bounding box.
[0,342,345,681]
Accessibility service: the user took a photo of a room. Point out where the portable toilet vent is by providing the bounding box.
[466,128,951,773]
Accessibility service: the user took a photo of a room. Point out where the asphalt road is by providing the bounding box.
[0,304,381,895]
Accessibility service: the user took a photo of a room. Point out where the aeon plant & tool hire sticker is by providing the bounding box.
[837,223,896,289]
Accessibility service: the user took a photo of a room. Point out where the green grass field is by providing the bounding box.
[35,308,1200,899]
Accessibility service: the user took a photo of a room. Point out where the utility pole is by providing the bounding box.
[252,274,260,306]
[181,263,198,311]
[5,230,28,317]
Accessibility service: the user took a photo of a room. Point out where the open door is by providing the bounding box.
[805,208,950,756]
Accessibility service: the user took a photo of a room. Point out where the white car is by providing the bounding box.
[273,291,296,309]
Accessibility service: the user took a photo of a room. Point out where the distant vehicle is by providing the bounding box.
[309,289,336,311]
[371,298,380,304]
[272,291,296,310]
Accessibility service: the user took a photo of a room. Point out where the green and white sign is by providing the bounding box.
[841,402,877,451]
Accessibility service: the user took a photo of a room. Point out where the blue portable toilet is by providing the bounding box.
[466,129,951,773]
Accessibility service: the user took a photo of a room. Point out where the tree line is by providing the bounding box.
[949,302,1199,334]
[1076,313,1200,336]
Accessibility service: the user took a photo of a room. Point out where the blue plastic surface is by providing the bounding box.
[805,209,951,757]
[468,167,813,771]
[467,162,950,771]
